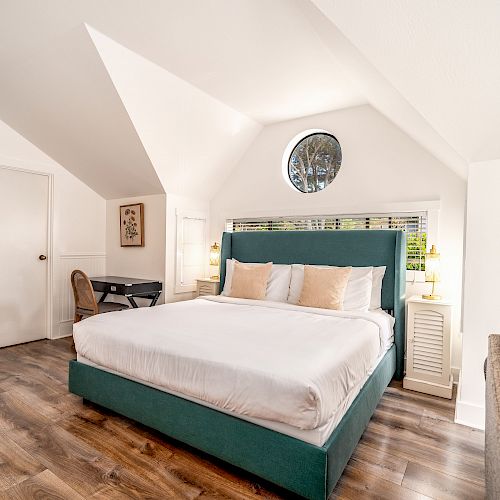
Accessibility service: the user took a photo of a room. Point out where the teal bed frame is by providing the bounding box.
[69,230,406,499]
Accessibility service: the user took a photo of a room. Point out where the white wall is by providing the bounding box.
[106,194,166,306]
[106,193,210,306]
[210,104,466,373]
[88,26,261,202]
[0,119,106,338]
[457,159,500,429]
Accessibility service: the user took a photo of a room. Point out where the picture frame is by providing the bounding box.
[120,203,144,247]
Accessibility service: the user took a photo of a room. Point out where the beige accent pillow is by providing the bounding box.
[298,265,352,310]
[229,261,273,300]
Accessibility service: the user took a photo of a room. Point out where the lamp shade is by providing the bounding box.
[209,242,220,267]
[422,244,441,300]
[425,244,441,283]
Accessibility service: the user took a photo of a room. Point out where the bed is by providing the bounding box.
[69,230,406,499]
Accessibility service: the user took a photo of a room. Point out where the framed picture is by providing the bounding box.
[120,203,144,247]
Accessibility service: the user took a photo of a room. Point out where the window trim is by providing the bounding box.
[282,128,339,193]
[175,209,208,294]
[225,207,437,282]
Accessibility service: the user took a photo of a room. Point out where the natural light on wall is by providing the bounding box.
[175,210,208,293]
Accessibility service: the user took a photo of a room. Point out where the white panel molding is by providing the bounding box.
[56,253,106,338]
[57,319,76,338]
[59,253,106,258]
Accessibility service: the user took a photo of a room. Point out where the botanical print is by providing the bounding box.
[124,208,139,240]
[120,203,144,246]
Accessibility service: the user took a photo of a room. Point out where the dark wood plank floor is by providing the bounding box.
[0,338,485,499]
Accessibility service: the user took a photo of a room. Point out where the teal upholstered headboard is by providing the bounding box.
[219,230,406,379]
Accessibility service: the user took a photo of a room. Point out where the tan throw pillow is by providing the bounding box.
[229,261,272,300]
[298,265,352,310]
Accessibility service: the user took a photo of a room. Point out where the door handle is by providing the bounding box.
[39,255,47,261]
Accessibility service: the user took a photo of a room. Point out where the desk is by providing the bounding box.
[90,276,162,308]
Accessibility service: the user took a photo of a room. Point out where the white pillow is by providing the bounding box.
[222,259,292,302]
[370,266,386,310]
[344,267,374,311]
[288,264,373,311]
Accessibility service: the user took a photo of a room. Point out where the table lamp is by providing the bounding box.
[209,242,221,280]
[422,244,441,300]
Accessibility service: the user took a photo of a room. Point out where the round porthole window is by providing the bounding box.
[286,131,342,193]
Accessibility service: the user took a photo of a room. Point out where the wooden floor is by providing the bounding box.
[0,338,485,499]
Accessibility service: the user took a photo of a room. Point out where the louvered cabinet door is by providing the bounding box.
[196,279,220,297]
[404,298,453,399]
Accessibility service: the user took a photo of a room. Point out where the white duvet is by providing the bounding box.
[73,296,393,430]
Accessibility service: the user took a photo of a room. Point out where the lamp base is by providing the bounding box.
[422,294,442,301]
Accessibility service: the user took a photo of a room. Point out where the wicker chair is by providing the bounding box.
[71,269,128,323]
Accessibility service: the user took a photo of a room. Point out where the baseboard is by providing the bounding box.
[403,376,453,399]
[52,333,73,339]
[455,398,485,430]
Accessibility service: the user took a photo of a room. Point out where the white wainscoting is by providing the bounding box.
[56,253,106,338]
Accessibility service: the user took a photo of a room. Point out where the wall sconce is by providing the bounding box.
[209,242,221,280]
[422,244,441,300]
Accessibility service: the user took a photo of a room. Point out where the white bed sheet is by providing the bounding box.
[73,296,394,434]
[77,349,389,446]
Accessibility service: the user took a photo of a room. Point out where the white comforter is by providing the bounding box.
[73,296,393,430]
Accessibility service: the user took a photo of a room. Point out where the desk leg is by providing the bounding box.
[127,296,139,308]
[149,292,161,307]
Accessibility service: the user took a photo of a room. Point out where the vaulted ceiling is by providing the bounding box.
[0,22,164,199]
[0,0,497,199]
[311,0,500,164]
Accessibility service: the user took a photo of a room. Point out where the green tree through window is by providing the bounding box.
[230,214,427,271]
[288,133,342,193]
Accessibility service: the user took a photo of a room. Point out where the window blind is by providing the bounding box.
[225,212,427,271]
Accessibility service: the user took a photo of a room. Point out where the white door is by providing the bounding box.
[0,167,49,347]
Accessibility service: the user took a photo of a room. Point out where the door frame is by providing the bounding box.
[0,164,54,340]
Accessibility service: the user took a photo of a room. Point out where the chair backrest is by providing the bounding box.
[71,269,98,316]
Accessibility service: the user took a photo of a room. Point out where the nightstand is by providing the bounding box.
[196,278,220,297]
[403,295,453,399]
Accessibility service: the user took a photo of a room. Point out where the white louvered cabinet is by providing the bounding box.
[196,278,220,297]
[403,296,453,399]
